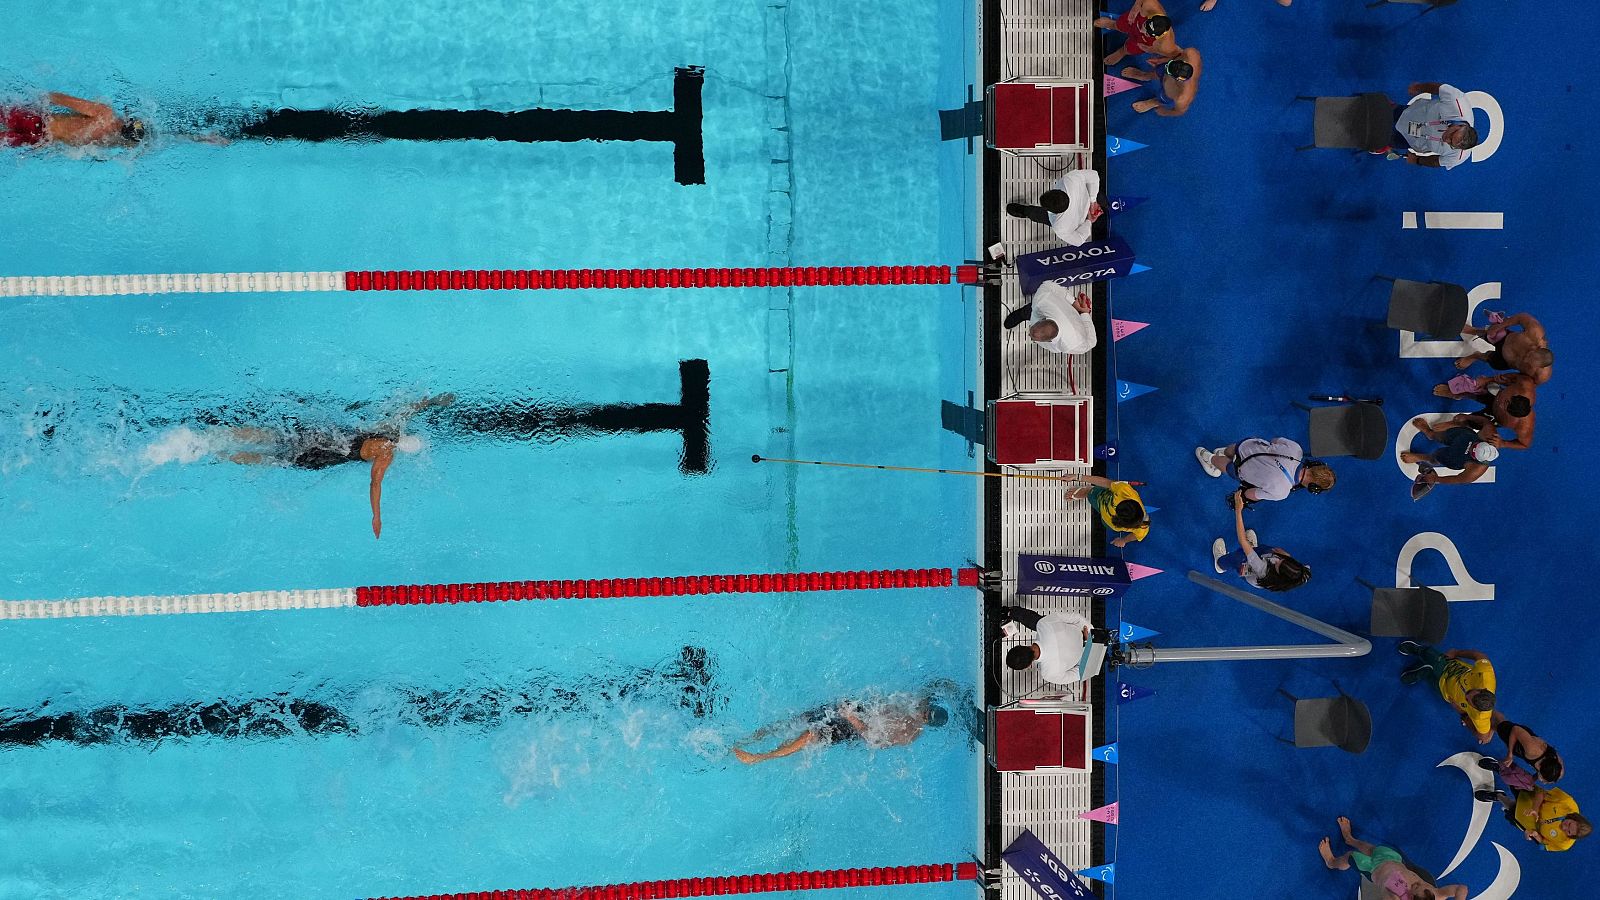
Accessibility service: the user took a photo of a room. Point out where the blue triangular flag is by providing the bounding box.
[1076,864,1116,885]
[1108,195,1147,212]
[1119,621,1160,641]
[1116,379,1156,403]
[1092,742,1119,764]
[1116,682,1154,704]
[1129,262,1152,275]
[1106,135,1147,157]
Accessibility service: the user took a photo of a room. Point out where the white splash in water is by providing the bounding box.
[141,426,220,466]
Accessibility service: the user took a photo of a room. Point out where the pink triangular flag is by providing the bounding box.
[1126,562,1164,581]
[1112,319,1148,341]
[1080,802,1120,824]
[1104,74,1142,97]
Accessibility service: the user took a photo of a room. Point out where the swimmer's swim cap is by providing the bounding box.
[927,704,949,728]
[1143,15,1171,37]
[1469,442,1499,464]
[121,118,147,144]
[1164,59,1194,81]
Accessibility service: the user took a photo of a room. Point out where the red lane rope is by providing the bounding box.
[343,266,953,292]
[355,567,980,606]
[366,862,979,900]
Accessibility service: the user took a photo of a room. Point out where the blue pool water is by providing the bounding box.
[0,1,982,897]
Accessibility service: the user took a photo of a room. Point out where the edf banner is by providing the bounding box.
[1003,829,1096,900]
[1017,236,1136,294]
[1017,554,1132,599]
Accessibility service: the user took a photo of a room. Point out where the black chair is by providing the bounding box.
[1294,94,1393,152]
[1278,686,1372,754]
[1361,579,1450,644]
[1367,0,1458,11]
[1379,276,1469,339]
[1295,400,1388,460]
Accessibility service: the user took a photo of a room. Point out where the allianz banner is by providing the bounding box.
[1017,554,1131,599]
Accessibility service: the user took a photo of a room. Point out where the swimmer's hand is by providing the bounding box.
[372,515,383,539]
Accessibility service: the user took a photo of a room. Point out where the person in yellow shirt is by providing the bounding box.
[1065,475,1148,548]
[1397,642,1495,743]
[1475,786,1591,852]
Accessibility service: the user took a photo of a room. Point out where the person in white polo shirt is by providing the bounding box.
[1195,436,1336,505]
[1003,281,1098,355]
[1002,606,1112,685]
[1380,82,1479,170]
[1005,167,1102,246]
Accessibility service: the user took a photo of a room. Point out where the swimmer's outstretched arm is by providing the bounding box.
[47,92,114,118]
[732,731,817,764]
[369,451,394,539]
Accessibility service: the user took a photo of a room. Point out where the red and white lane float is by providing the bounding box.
[0,567,981,621]
[0,265,986,298]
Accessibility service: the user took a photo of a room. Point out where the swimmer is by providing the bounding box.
[1122,50,1201,117]
[2,92,146,149]
[224,393,454,538]
[1319,816,1467,899]
[732,696,948,764]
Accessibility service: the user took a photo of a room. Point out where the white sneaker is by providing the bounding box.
[1195,446,1223,477]
[1211,538,1226,573]
[1245,529,1258,548]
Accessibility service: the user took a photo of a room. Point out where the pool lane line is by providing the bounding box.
[364,862,981,900]
[0,567,982,621]
[0,265,965,298]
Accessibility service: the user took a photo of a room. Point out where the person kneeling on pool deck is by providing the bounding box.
[1475,785,1592,852]
[1402,416,1499,488]
[1211,491,1312,592]
[1064,475,1148,548]
[1120,50,1201,116]
[1001,606,1113,685]
[1004,167,1102,246]
[1319,815,1468,900]
[731,696,947,764]
[1095,1,1180,68]
[1373,83,1479,170]
[1002,281,1097,355]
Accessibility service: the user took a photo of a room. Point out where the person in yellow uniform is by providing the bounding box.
[1475,786,1592,852]
[1397,643,1495,743]
[1065,475,1148,549]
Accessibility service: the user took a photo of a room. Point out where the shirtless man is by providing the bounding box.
[1435,373,1537,450]
[1320,816,1468,899]
[1095,1,1179,67]
[1121,50,1201,116]
[1,92,145,149]
[1456,312,1553,385]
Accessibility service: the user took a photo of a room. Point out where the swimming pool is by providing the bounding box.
[0,0,983,896]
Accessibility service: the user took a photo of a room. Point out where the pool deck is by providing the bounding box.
[981,1,1110,896]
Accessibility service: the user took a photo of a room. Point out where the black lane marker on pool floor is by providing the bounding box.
[237,66,706,184]
[425,359,712,475]
[0,647,718,748]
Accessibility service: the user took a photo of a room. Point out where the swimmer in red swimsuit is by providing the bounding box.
[1,92,146,149]
[1095,1,1180,67]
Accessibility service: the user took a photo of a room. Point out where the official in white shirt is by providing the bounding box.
[1003,281,1098,355]
[1386,82,1478,170]
[1005,168,1102,246]
[1003,606,1111,685]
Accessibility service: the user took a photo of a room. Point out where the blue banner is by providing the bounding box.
[1017,554,1132,599]
[1003,829,1097,900]
[1016,236,1137,294]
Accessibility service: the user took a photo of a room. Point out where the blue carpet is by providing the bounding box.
[1093,1,1598,896]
